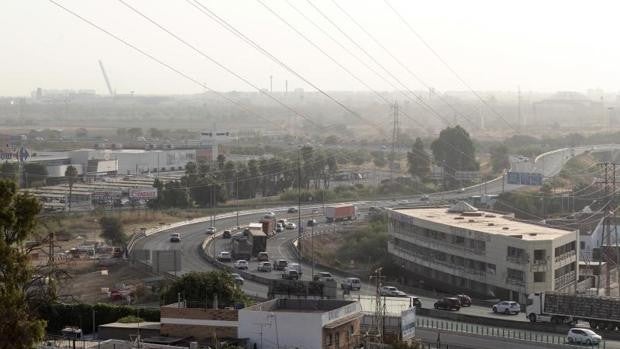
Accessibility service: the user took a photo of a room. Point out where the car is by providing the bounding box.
[313,272,335,282]
[275,223,284,233]
[285,222,296,230]
[567,328,602,345]
[217,251,232,262]
[434,297,461,311]
[341,277,362,291]
[274,259,288,271]
[287,207,298,213]
[257,261,273,272]
[230,273,244,285]
[233,260,248,270]
[257,252,269,262]
[307,219,317,227]
[455,294,472,307]
[264,212,276,219]
[206,226,216,235]
[492,301,520,315]
[222,230,232,239]
[411,296,422,308]
[170,233,181,242]
[288,262,303,276]
[380,286,407,297]
[420,194,429,202]
[277,219,287,225]
[281,269,299,280]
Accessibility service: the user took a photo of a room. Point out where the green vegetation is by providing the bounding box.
[431,126,479,188]
[161,271,250,307]
[99,216,127,246]
[407,137,431,180]
[337,212,390,269]
[117,315,144,323]
[0,180,46,348]
[38,303,159,334]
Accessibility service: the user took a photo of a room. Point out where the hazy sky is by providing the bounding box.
[2,0,619,96]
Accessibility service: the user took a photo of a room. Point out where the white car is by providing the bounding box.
[285,222,296,230]
[492,301,520,315]
[313,272,335,282]
[567,328,602,345]
[257,261,273,272]
[264,212,276,219]
[230,273,244,285]
[217,251,232,262]
[275,223,284,233]
[233,259,248,270]
[380,286,407,297]
[206,226,216,234]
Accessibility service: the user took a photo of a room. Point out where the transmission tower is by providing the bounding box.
[595,162,617,295]
[368,267,385,344]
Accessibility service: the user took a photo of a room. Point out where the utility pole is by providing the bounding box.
[390,102,399,181]
[595,162,617,295]
[235,175,239,228]
[297,148,302,264]
[369,267,385,344]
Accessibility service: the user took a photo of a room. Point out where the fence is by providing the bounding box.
[416,316,606,348]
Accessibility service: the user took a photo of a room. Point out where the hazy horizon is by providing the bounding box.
[3,0,620,96]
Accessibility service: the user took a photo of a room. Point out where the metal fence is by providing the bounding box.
[417,316,606,348]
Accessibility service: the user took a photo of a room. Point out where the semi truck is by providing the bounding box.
[231,237,252,261]
[526,292,620,329]
[325,204,357,223]
[243,225,267,258]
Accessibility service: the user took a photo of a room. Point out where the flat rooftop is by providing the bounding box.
[246,299,357,313]
[391,206,574,240]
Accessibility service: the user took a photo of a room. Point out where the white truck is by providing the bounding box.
[526,292,620,330]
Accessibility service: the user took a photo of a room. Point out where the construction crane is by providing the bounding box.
[98,60,115,96]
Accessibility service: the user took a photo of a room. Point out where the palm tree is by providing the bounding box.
[65,165,78,211]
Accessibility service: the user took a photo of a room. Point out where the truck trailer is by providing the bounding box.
[325,204,357,223]
[231,237,252,261]
[527,292,620,329]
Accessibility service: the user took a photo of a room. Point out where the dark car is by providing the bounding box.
[411,296,422,308]
[455,294,472,307]
[222,230,232,239]
[288,207,298,213]
[434,297,461,311]
[307,219,317,227]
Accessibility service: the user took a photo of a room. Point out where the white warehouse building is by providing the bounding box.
[387,203,579,303]
[69,149,196,176]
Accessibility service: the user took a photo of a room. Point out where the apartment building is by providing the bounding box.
[387,203,579,303]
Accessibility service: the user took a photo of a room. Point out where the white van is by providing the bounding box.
[341,277,361,291]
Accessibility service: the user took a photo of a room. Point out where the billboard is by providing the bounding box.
[129,188,158,200]
[401,307,416,340]
[92,190,122,202]
[507,171,543,186]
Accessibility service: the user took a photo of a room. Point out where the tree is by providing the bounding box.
[149,128,164,139]
[127,128,143,139]
[161,271,249,307]
[99,216,127,247]
[217,154,226,171]
[0,162,19,181]
[490,144,510,173]
[64,165,78,211]
[431,125,479,188]
[371,151,387,168]
[407,137,431,180]
[0,180,46,347]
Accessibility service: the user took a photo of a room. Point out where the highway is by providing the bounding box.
[133,145,620,319]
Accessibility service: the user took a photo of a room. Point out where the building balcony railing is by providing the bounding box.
[505,277,526,287]
[506,255,528,265]
[555,270,577,290]
[388,242,489,282]
[391,231,486,257]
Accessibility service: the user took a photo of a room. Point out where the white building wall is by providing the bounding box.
[238,310,323,349]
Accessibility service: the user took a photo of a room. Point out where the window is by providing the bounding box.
[507,268,525,281]
[534,249,546,261]
[335,332,340,347]
[487,263,496,274]
[326,334,332,346]
[534,272,546,283]
[555,241,576,257]
[580,241,586,250]
[507,246,525,258]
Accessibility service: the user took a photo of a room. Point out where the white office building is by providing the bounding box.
[387,203,579,303]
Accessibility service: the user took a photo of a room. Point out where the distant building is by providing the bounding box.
[387,203,579,303]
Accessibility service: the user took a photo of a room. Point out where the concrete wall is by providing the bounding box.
[160,306,238,340]
[238,309,323,349]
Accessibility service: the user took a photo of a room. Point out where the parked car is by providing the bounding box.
[234,260,248,270]
[258,261,273,272]
[285,222,296,230]
[281,269,299,280]
[434,297,461,311]
[257,252,269,262]
[287,207,298,213]
[492,301,520,315]
[567,328,602,345]
[206,226,216,235]
[307,219,317,227]
[380,286,407,297]
[455,294,472,307]
[274,259,288,271]
[170,233,181,242]
[313,272,334,282]
[230,273,244,285]
[222,230,232,239]
[217,251,232,262]
[341,277,362,291]
[264,212,276,219]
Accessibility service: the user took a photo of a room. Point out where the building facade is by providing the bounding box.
[387,204,579,303]
[238,299,362,349]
